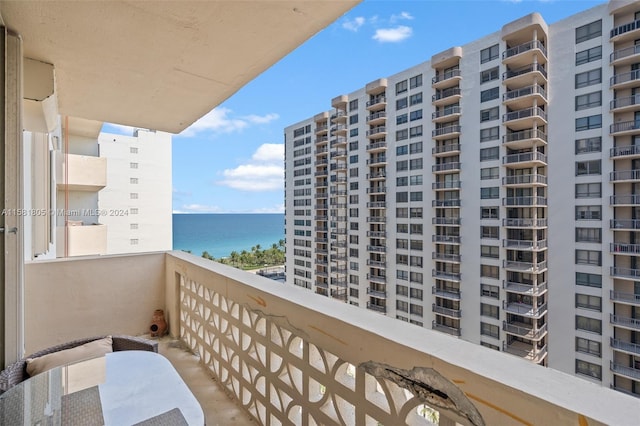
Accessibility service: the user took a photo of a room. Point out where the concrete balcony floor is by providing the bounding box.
[158,337,254,425]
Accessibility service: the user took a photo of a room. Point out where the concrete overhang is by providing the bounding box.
[0,0,360,134]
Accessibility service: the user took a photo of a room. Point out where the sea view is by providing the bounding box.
[172,213,285,259]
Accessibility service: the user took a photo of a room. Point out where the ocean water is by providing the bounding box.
[172,213,285,259]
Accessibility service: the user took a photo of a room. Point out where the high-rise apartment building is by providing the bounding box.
[285,0,640,398]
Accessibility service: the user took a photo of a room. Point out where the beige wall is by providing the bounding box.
[23,252,166,354]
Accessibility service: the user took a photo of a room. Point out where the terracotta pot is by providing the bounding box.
[150,309,167,337]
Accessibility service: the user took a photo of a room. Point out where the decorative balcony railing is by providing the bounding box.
[611,19,640,39]
[610,338,640,355]
[610,70,640,87]
[610,314,640,330]
[610,120,640,134]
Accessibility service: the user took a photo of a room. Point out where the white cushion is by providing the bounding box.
[26,336,113,376]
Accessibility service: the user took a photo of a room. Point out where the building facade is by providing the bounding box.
[285,0,640,397]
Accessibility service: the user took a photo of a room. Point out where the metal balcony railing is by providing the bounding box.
[502,84,546,102]
[503,128,548,144]
[431,304,462,318]
[502,63,547,80]
[611,19,640,39]
[503,106,547,123]
[503,40,547,60]
[432,68,462,85]
[610,69,640,87]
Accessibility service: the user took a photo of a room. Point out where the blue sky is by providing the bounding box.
[102,0,605,214]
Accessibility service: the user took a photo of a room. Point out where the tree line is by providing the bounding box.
[197,239,285,270]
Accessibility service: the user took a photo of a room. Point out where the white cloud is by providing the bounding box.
[390,12,414,23]
[342,16,365,32]
[176,204,222,213]
[373,26,413,43]
[249,204,285,214]
[180,107,279,137]
[217,143,284,192]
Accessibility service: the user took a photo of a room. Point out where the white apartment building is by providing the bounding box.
[285,0,640,398]
[25,116,172,260]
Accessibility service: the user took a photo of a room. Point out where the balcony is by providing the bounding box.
[329,149,347,159]
[610,94,640,113]
[502,84,546,110]
[502,218,548,228]
[366,245,386,253]
[431,68,462,89]
[432,217,461,225]
[366,201,386,208]
[366,274,386,284]
[502,196,547,207]
[365,96,386,111]
[610,18,640,42]
[432,235,461,244]
[502,107,547,130]
[366,186,386,194]
[610,289,640,305]
[366,111,387,126]
[503,280,547,296]
[366,231,386,238]
[502,341,547,364]
[366,126,387,139]
[315,124,328,134]
[502,40,547,67]
[366,156,387,166]
[610,314,640,331]
[502,129,547,149]
[432,286,461,300]
[366,171,386,180]
[367,287,387,298]
[612,45,640,67]
[611,120,640,136]
[503,259,547,272]
[611,219,640,230]
[432,252,461,263]
[610,70,640,90]
[432,143,461,156]
[366,140,387,152]
[56,224,107,257]
[432,269,461,282]
[610,362,640,381]
[503,301,547,319]
[503,322,547,341]
[330,136,347,147]
[610,194,640,205]
[57,154,107,191]
[431,87,462,106]
[432,106,462,123]
[432,180,461,190]
[432,199,461,208]
[610,144,640,159]
[502,63,547,86]
[503,239,547,250]
[366,216,386,224]
[502,151,547,167]
[432,125,461,139]
[611,338,640,356]
[366,259,387,268]
[431,321,461,337]
[20,252,637,425]
[502,174,547,186]
[431,304,461,318]
[611,242,640,255]
[611,169,640,182]
[366,302,387,313]
[432,162,461,173]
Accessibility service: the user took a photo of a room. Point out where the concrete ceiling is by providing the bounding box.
[1,1,359,133]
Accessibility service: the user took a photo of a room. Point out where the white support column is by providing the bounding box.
[1,27,25,366]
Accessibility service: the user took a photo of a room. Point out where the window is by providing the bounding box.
[480,107,499,123]
[481,303,499,319]
[410,287,423,300]
[397,160,408,171]
[410,191,422,201]
[481,44,499,63]
[575,20,602,44]
[576,315,601,334]
[576,45,602,65]
[481,187,499,199]
[575,183,601,198]
[397,300,408,312]
[349,114,358,125]
[575,205,601,220]
[481,226,499,239]
[410,223,423,234]
[481,341,499,350]
[575,360,601,380]
[349,208,359,218]
[396,176,408,186]
[410,175,423,186]
[410,74,423,89]
[349,167,358,177]
[130,223,139,230]
[481,67,499,83]
[480,167,499,180]
[349,261,359,270]
[130,147,138,154]
[396,284,408,296]
[575,227,601,243]
[349,155,358,164]
[396,129,408,140]
[481,206,499,219]
[409,271,423,283]
[409,158,423,170]
[396,80,408,94]
[575,68,601,89]
[480,126,499,142]
[350,128,358,137]
[409,125,423,138]
[575,137,601,154]
[130,192,139,199]
[576,272,601,288]
[130,178,139,184]
[349,99,358,111]
[480,322,499,339]
[480,87,499,102]
[396,269,408,280]
[396,207,408,218]
[410,207,423,218]
[130,238,139,245]
[575,115,602,131]
[576,294,602,311]
[409,93,423,106]
[575,249,601,266]
[575,91,601,110]
[576,337,601,357]
[396,97,408,110]
[130,162,139,169]
[480,147,499,161]
[397,114,408,125]
[409,141,423,154]
[396,192,408,202]
[409,109,423,121]
[396,145,408,156]
[481,264,499,279]
[130,208,139,215]
[576,160,601,175]
[481,245,499,259]
[481,284,499,299]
